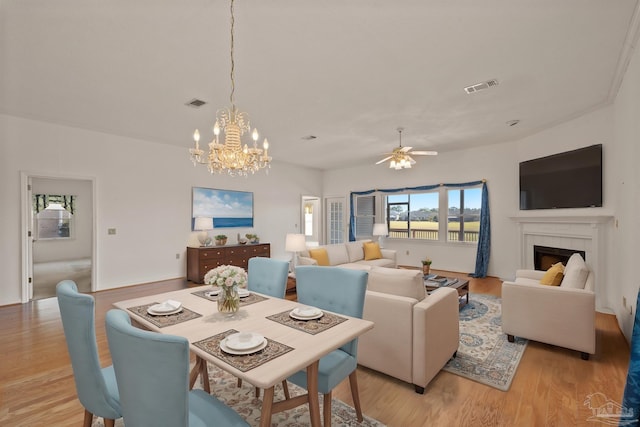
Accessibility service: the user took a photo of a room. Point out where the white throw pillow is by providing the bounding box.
[561,253,589,289]
[346,240,369,262]
[324,244,350,266]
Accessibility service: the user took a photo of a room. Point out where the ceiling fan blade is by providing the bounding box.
[406,156,416,165]
[400,146,412,153]
[411,150,438,156]
[375,156,392,165]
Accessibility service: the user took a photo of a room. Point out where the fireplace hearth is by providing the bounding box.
[534,245,586,270]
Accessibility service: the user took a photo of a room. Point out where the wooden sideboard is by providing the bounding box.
[186,243,270,284]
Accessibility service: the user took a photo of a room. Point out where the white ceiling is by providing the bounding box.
[2,0,639,170]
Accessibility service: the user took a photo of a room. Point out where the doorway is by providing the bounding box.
[21,173,95,301]
[301,196,321,246]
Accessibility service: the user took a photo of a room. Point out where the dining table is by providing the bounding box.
[113,285,374,427]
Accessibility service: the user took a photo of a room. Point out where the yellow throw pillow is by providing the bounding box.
[308,248,330,266]
[540,262,565,286]
[363,241,383,261]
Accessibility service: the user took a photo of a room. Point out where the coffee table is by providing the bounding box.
[424,276,470,308]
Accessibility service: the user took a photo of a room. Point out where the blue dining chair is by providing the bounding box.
[288,265,369,427]
[247,257,290,298]
[105,309,249,427]
[56,280,121,427]
[240,256,291,397]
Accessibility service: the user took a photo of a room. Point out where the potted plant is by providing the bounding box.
[421,257,432,275]
[214,234,228,246]
[245,233,259,244]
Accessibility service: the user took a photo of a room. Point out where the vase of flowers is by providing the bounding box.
[214,235,228,246]
[421,258,432,275]
[204,265,247,316]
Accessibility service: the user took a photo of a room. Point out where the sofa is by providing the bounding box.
[297,240,397,269]
[357,267,460,393]
[501,253,595,359]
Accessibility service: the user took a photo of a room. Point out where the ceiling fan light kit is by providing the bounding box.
[376,127,437,170]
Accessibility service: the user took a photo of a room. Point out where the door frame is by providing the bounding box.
[20,171,97,303]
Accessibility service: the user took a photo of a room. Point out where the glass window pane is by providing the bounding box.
[409,192,439,240]
[447,187,481,242]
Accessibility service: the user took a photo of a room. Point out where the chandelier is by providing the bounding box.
[189,0,271,176]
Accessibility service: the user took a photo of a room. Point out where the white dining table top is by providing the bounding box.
[113,285,374,389]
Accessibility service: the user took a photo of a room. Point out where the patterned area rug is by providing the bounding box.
[443,293,528,391]
[92,362,386,427]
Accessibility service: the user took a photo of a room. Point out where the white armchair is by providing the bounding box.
[501,254,595,360]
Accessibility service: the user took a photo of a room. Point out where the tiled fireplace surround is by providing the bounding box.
[511,215,614,313]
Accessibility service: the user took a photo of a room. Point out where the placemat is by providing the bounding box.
[266,310,347,335]
[191,290,268,307]
[193,329,293,372]
[127,303,202,328]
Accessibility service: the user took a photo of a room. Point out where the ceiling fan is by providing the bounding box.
[376,127,438,169]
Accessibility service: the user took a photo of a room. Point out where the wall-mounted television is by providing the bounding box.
[519,144,603,210]
[192,187,254,229]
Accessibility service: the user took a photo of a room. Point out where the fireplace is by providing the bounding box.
[534,245,586,270]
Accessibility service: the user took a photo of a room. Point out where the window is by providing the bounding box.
[387,192,439,240]
[354,195,375,239]
[383,184,481,244]
[447,187,482,242]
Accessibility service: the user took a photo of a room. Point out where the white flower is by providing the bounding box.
[204,265,247,289]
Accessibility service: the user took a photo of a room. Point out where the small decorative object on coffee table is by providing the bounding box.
[424,275,470,308]
[214,234,228,246]
[421,257,432,275]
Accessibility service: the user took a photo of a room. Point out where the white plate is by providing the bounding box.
[205,288,220,297]
[237,289,251,298]
[149,300,182,313]
[289,309,324,321]
[147,307,183,316]
[292,306,322,317]
[224,332,265,351]
[220,337,268,355]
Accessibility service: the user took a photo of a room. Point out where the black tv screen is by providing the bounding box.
[519,144,603,210]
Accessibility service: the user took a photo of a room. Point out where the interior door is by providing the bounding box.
[325,196,345,244]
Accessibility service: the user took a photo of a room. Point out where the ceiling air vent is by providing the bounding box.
[464,79,499,94]
[186,98,207,108]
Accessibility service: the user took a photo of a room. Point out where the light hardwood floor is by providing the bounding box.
[0,271,630,426]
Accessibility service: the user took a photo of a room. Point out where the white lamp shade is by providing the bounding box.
[193,216,213,231]
[285,233,307,252]
[372,223,388,236]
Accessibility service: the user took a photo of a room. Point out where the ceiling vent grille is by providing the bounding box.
[186,98,207,108]
[464,79,499,94]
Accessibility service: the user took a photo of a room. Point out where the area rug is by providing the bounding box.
[92,362,386,427]
[443,293,527,391]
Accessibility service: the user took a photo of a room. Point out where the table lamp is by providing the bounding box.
[372,223,388,247]
[285,233,307,273]
[193,217,213,246]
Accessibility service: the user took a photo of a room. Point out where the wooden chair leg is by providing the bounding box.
[323,391,332,427]
[282,380,290,400]
[237,378,243,388]
[255,386,261,398]
[201,358,210,393]
[82,410,93,427]
[104,419,115,427]
[348,371,363,422]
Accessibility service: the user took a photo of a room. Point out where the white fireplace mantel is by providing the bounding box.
[510,214,614,312]
[509,215,614,225]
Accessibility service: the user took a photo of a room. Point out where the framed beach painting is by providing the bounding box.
[192,187,254,229]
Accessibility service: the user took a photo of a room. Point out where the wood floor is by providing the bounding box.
[0,271,631,427]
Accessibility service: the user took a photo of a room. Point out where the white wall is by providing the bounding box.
[323,107,615,282]
[31,177,93,263]
[0,114,322,306]
[612,38,640,341]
